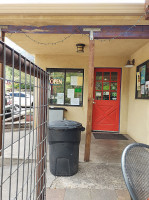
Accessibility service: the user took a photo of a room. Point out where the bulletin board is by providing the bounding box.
[136,60,149,99]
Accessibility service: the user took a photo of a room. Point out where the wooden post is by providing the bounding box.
[84,39,95,162]
[0,31,5,156]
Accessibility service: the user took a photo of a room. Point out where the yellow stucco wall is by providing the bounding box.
[127,42,149,144]
[35,54,129,133]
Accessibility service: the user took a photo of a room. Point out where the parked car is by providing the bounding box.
[9,92,33,107]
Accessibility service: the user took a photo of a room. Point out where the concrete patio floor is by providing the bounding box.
[46,133,134,200]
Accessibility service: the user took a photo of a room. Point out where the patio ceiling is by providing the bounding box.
[6,33,149,57]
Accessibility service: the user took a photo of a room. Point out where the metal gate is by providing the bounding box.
[0,41,49,200]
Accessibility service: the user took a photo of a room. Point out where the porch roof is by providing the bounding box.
[0,3,145,15]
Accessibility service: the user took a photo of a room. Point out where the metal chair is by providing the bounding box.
[121,143,149,200]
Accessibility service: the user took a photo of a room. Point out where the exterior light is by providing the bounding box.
[125,59,135,68]
[76,43,85,53]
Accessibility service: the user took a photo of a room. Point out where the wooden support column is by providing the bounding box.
[145,0,149,20]
[84,39,95,162]
[0,31,5,156]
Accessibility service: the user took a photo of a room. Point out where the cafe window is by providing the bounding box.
[47,68,84,106]
[136,60,149,99]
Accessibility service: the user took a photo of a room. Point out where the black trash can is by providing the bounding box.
[48,120,85,176]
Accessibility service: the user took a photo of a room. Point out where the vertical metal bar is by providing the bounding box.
[26,61,32,200]
[0,31,5,157]
[15,53,22,199]
[34,67,39,200]
[29,64,35,199]
[9,48,15,200]
[42,70,45,199]
[21,58,27,200]
[39,69,42,200]
[42,71,45,199]
[0,42,6,200]
[44,72,48,199]
[43,72,46,199]
[36,68,44,200]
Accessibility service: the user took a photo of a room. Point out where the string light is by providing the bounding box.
[23,32,73,45]
[6,11,149,45]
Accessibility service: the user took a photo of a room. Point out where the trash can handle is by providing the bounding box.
[81,127,85,131]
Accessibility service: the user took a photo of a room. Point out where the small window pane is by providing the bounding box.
[103,72,110,81]
[111,83,117,91]
[65,71,83,106]
[49,71,65,105]
[96,82,102,90]
[111,72,117,81]
[96,72,102,80]
[95,91,102,100]
[103,82,109,90]
[110,92,117,100]
[103,91,109,100]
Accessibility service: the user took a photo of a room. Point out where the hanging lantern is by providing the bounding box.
[76,43,85,53]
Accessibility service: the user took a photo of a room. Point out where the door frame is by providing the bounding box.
[92,67,122,133]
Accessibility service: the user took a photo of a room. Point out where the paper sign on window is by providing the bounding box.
[71,76,78,86]
[57,93,64,104]
[77,77,83,86]
[141,65,146,85]
[67,89,74,98]
[137,72,141,91]
[141,85,145,95]
[145,81,149,95]
[71,98,80,105]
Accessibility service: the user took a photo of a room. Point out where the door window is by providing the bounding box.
[95,71,118,100]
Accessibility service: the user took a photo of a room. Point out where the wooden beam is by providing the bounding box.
[84,39,95,162]
[3,25,149,39]
[0,32,5,157]
[94,25,149,39]
[145,0,149,20]
[2,25,149,39]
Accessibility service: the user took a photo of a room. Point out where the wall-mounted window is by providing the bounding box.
[136,60,149,99]
[47,68,84,106]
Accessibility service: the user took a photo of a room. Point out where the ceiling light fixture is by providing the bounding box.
[76,43,85,53]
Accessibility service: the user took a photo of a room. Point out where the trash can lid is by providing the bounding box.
[48,120,83,130]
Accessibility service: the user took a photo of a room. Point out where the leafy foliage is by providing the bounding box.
[5,66,34,91]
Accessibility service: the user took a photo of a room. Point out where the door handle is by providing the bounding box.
[93,98,96,104]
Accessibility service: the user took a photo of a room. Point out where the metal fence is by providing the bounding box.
[0,40,49,200]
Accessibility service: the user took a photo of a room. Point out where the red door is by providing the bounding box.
[92,68,121,132]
